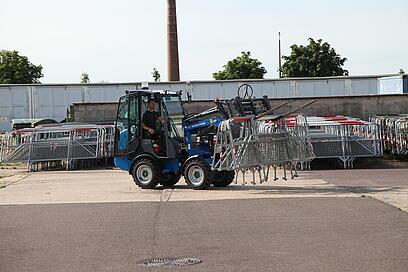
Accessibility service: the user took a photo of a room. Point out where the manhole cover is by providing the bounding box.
[136,257,202,267]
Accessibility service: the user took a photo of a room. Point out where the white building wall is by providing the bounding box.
[0,76,391,131]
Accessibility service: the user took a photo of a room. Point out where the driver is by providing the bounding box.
[142,98,160,138]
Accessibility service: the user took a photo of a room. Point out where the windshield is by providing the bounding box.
[163,95,184,116]
[163,94,184,137]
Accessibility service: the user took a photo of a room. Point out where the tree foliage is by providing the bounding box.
[80,73,90,83]
[281,38,348,78]
[0,50,43,84]
[152,67,161,82]
[213,51,267,80]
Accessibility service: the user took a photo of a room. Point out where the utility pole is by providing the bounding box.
[167,0,180,81]
[278,32,282,78]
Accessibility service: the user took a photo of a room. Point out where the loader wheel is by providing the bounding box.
[184,159,210,190]
[132,159,159,189]
[212,171,235,187]
[160,173,181,187]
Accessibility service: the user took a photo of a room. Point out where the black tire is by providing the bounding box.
[132,158,160,189]
[212,171,235,187]
[183,159,211,190]
[160,173,181,187]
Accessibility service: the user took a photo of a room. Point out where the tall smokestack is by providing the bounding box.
[167,0,180,81]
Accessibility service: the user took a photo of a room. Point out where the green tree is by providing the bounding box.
[0,50,43,84]
[399,68,405,75]
[213,51,267,80]
[281,38,348,78]
[80,72,90,83]
[152,67,161,82]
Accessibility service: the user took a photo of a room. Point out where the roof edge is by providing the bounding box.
[0,74,400,87]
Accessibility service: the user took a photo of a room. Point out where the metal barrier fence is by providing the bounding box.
[284,114,315,170]
[0,124,115,171]
[212,115,315,185]
[370,115,408,156]
[298,116,383,168]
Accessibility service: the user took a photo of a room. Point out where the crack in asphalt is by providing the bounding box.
[151,188,174,260]
[160,188,173,202]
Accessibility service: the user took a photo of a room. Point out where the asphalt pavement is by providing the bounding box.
[0,167,408,271]
[1,198,408,272]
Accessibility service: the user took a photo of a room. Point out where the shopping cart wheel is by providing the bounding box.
[132,158,160,189]
[184,159,210,190]
[212,171,235,187]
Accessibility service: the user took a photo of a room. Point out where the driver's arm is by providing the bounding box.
[142,122,155,135]
[142,113,155,134]
[141,122,151,130]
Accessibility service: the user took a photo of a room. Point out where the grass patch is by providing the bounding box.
[0,163,25,170]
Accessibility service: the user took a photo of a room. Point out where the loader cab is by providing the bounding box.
[114,90,187,174]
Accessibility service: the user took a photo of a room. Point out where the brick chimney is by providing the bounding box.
[167,0,180,81]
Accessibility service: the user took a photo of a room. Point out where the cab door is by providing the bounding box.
[126,94,141,155]
[114,94,140,157]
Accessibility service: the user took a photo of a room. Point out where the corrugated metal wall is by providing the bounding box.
[0,75,390,131]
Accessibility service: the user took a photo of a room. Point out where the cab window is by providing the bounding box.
[116,96,129,151]
[128,95,139,140]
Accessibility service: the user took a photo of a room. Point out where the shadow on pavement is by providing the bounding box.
[156,184,402,195]
[311,158,408,170]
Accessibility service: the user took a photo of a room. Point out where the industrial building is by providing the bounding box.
[0,74,406,132]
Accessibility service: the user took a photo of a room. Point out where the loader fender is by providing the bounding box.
[129,153,157,174]
[183,155,211,171]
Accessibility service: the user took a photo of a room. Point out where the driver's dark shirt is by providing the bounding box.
[142,110,159,130]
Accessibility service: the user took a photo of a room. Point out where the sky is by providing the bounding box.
[1,0,407,83]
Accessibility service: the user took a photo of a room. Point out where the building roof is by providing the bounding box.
[0,74,401,88]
